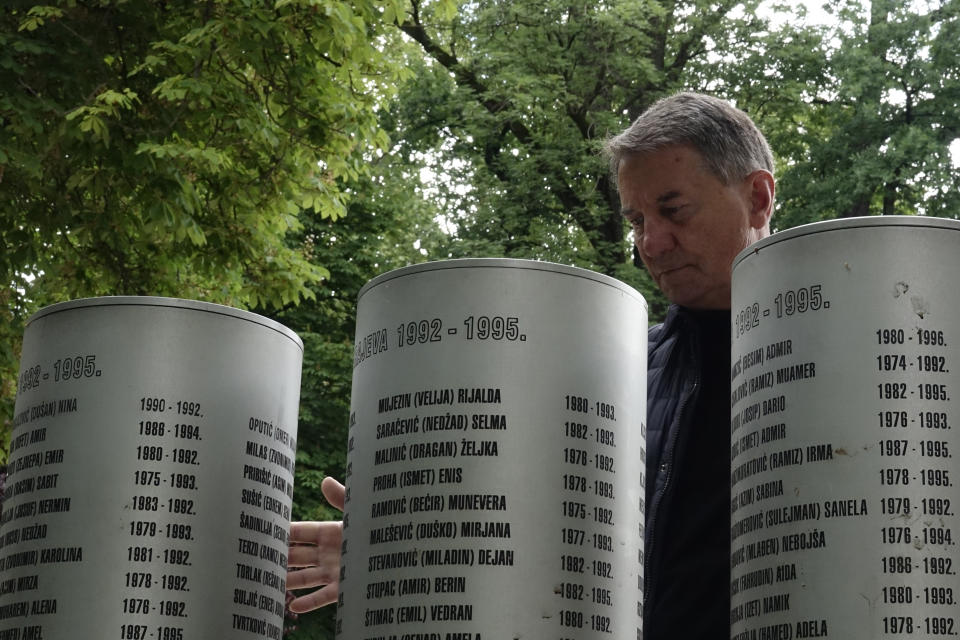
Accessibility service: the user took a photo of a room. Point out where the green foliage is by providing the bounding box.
[382,0,813,322]
[757,1,960,227]
[393,0,655,274]
[279,138,453,516]
[386,0,960,318]
[277,137,450,639]
[0,0,406,442]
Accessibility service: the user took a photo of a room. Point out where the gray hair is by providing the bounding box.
[604,92,774,187]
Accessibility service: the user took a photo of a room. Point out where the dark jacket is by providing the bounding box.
[643,305,730,638]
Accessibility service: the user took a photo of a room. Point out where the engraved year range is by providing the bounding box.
[394,316,528,347]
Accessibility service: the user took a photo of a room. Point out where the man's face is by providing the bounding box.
[618,145,770,310]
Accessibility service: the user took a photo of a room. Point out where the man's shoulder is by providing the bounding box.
[647,323,666,358]
[647,305,680,350]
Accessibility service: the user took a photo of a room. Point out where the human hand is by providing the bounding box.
[286,477,345,613]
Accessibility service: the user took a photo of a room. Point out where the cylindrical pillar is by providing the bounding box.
[337,259,647,639]
[730,217,960,639]
[1,297,302,639]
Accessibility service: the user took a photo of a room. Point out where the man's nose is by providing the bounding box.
[640,217,676,258]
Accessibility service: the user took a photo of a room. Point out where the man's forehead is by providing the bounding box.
[618,149,718,201]
[618,145,710,177]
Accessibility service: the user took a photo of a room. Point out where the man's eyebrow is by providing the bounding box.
[621,191,683,218]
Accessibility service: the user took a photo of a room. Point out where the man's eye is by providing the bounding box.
[661,207,680,216]
[629,218,644,231]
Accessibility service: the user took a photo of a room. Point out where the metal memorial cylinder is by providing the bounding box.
[730,216,960,639]
[1,297,302,639]
[337,259,647,639]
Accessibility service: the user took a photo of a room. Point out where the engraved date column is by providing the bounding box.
[123,396,201,639]
[557,395,618,638]
[875,325,959,637]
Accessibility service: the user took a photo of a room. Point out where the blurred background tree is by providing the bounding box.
[773,0,960,226]
[0,0,409,426]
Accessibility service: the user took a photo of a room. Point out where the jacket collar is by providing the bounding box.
[660,303,730,339]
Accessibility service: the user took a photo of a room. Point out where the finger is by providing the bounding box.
[288,520,342,546]
[287,536,342,570]
[286,546,340,571]
[321,477,346,511]
[288,582,339,613]
[286,564,339,590]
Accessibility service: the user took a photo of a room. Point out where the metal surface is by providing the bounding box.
[730,217,960,639]
[1,297,302,639]
[338,258,647,639]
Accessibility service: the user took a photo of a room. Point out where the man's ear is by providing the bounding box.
[745,170,775,231]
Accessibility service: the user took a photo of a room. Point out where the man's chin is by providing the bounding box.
[658,270,696,299]
[660,277,717,309]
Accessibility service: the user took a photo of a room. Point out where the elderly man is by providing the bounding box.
[286,92,776,638]
[606,92,774,637]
